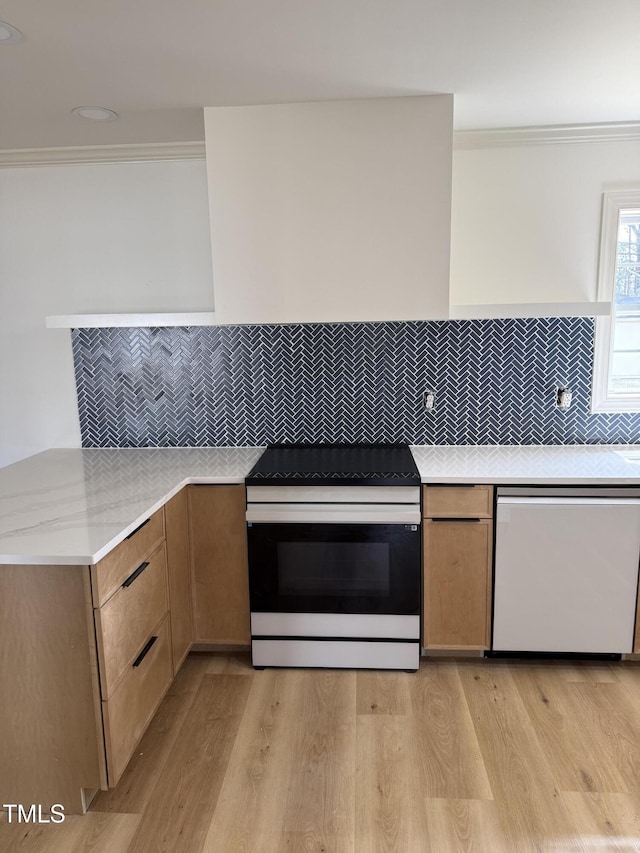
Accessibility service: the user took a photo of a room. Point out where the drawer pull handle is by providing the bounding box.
[122,561,150,588]
[132,635,157,667]
[428,484,479,489]
[125,518,151,540]
[431,517,482,523]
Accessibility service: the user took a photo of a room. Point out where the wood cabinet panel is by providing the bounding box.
[423,519,493,649]
[165,488,194,673]
[94,543,169,699]
[423,485,494,519]
[0,564,106,813]
[102,614,173,787]
[188,484,250,646]
[91,509,165,607]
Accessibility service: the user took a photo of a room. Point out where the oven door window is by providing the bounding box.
[248,523,419,615]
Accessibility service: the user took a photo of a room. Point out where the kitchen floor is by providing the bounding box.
[3,655,640,852]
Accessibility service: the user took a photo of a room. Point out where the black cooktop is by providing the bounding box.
[245,443,420,486]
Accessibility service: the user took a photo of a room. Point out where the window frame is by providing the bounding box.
[591,189,640,413]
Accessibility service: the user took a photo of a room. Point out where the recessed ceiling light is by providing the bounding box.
[71,106,119,121]
[0,20,22,43]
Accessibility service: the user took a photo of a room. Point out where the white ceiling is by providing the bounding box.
[1,0,639,150]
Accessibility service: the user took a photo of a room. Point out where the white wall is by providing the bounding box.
[0,159,214,468]
[450,139,640,307]
[205,95,453,324]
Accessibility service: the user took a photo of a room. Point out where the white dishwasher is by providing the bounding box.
[493,487,640,654]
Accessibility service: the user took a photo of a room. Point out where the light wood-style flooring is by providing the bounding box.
[3,654,640,852]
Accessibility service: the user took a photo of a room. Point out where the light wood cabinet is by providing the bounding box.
[0,563,106,815]
[0,481,251,813]
[90,509,165,607]
[95,542,169,699]
[102,614,173,786]
[423,486,494,650]
[0,506,176,811]
[92,518,172,787]
[165,488,193,673]
[423,485,493,519]
[188,484,250,646]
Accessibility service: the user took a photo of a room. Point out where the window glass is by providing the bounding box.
[592,193,640,413]
[610,209,640,396]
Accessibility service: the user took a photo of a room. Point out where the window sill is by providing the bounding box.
[590,398,640,414]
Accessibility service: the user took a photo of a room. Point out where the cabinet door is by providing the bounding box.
[188,484,250,645]
[423,519,492,649]
[164,489,193,673]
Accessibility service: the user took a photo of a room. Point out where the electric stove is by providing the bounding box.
[245,443,421,671]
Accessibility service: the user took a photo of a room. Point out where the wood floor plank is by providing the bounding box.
[458,662,571,851]
[204,669,356,853]
[566,681,640,795]
[356,671,411,716]
[609,662,640,698]
[510,664,629,794]
[409,662,493,800]
[277,671,356,842]
[91,653,211,814]
[422,798,509,853]
[555,791,640,852]
[559,662,618,683]
[0,812,140,853]
[356,715,428,853]
[203,652,255,674]
[212,830,352,853]
[124,673,252,853]
[203,670,305,849]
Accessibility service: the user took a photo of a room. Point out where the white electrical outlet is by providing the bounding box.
[423,390,436,410]
[556,387,572,408]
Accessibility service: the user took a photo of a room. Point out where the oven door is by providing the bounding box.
[247,521,420,616]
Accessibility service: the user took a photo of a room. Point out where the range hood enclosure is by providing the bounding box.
[204,95,453,325]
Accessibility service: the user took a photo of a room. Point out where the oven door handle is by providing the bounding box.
[246,504,421,524]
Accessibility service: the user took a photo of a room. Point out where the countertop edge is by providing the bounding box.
[0,473,249,567]
[420,476,640,485]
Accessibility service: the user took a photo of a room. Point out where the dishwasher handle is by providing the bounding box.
[497,496,640,507]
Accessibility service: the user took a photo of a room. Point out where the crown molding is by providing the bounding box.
[454,121,640,150]
[0,141,206,168]
[2,121,639,165]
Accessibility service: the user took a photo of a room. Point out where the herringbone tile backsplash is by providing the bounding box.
[71,317,640,447]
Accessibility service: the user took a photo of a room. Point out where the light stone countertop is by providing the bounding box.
[410,444,640,485]
[2,444,640,565]
[0,447,264,566]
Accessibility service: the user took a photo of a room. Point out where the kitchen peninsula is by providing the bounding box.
[2,443,640,815]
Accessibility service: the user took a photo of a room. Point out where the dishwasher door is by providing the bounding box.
[493,489,640,654]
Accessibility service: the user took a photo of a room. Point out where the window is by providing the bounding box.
[592,191,640,412]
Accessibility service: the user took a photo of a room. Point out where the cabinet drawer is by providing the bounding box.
[423,485,493,519]
[102,614,173,787]
[91,509,165,607]
[95,543,169,699]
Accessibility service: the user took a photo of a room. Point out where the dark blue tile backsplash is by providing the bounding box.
[71,317,640,447]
